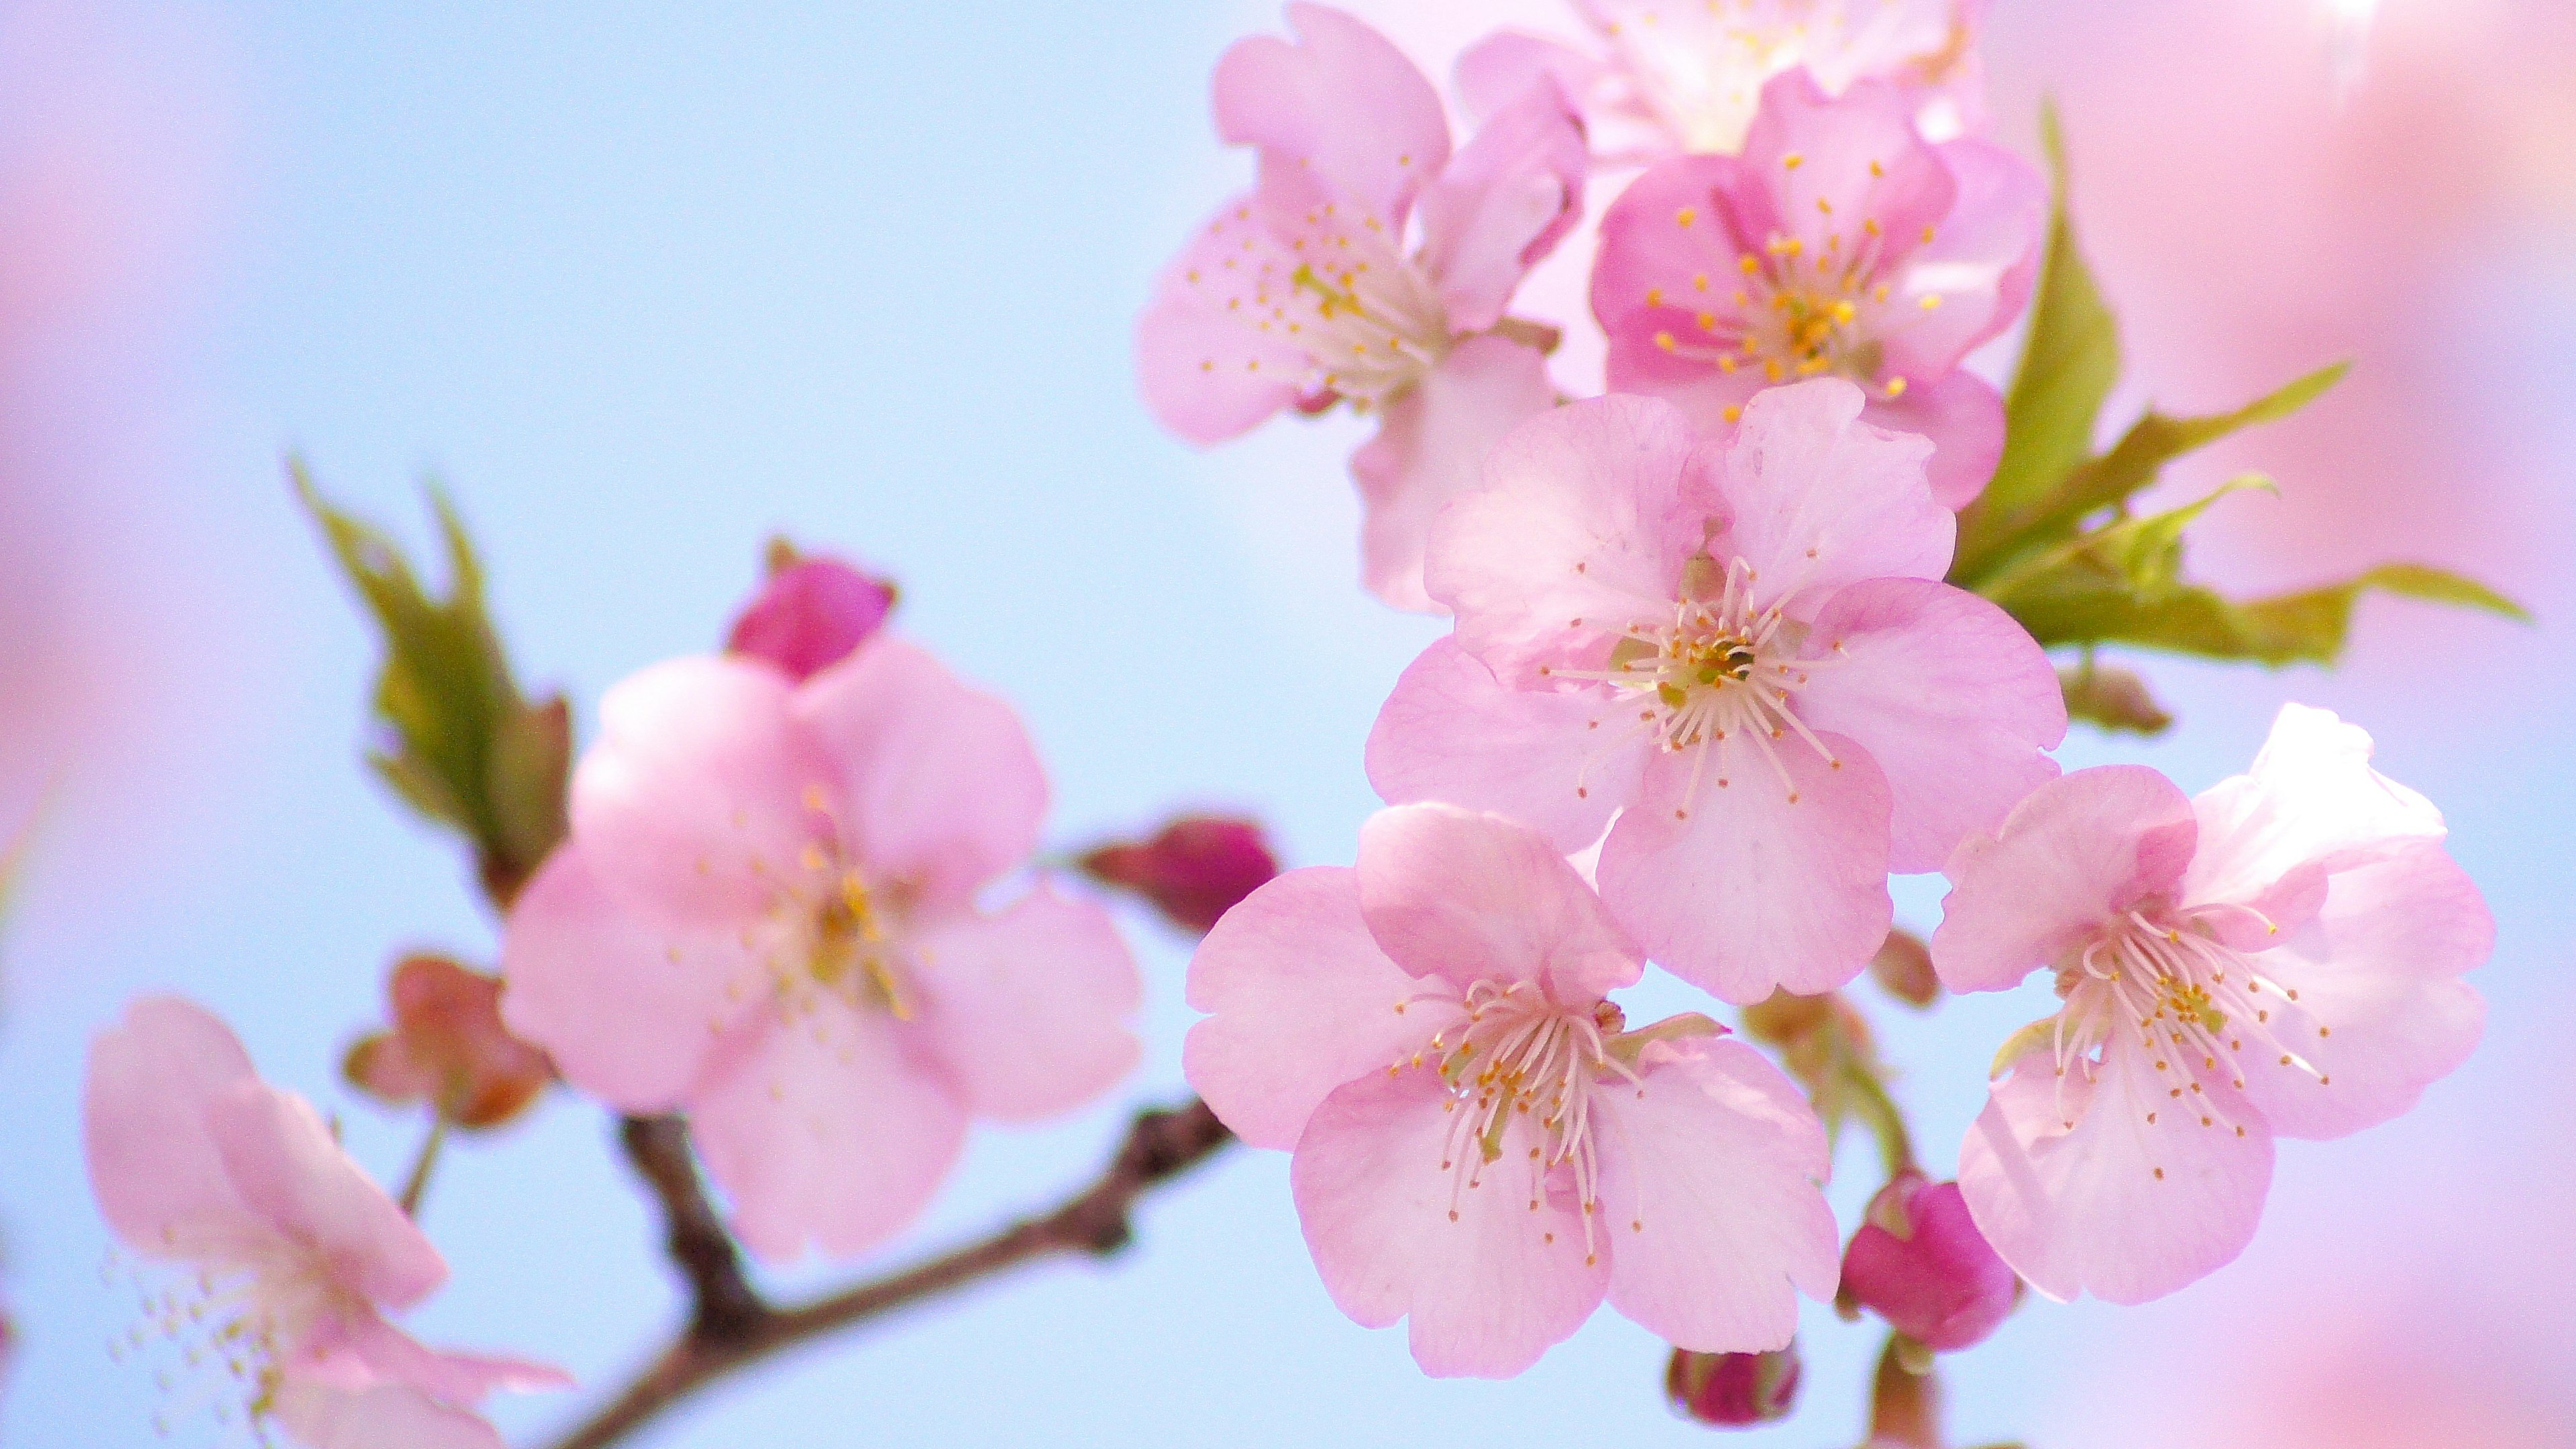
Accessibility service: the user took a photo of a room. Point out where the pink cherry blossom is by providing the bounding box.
[500,638,1140,1262]
[1458,0,1988,164]
[83,996,567,1448]
[725,553,897,682]
[1367,383,2063,1002]
[1935,705,2491,1305]
[1590,69,2043,506]
[1135,3,1586,610]
[1185,803,1838,1377]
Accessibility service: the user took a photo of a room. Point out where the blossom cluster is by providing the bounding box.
[58,2,2506,1444]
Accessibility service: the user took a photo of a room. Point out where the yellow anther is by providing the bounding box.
[1676,205,1699,228]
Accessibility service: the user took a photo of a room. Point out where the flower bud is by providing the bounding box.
[345,955,553,1129]
[1666,1342,1802,1428]
[1078,815,1279,934]
[1840,1173,2018,1352]
[1869,929,1940,1008]
[724,553,897,682]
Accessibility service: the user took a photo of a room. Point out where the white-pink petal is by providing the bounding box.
[1711,380,1951,609]
[902,886,1142,1124]
[2185,704,2447,913]
[1212,3,1450,230]
[1413,76,1587,333]
[1366,638,1636,855]
[1356,804,1640,1001]
[1933,765,2199,994]
[1350,336,1557,614]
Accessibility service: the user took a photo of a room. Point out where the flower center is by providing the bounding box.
[2045,906,2324,1140]
[1295,258,1450,409]
[109,1242,352,1440]
[1651,237,1911,410]
[1393,981,1636,1263]
[1545,555,1847,813]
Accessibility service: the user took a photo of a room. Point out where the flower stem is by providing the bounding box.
[397,1114,449,1218]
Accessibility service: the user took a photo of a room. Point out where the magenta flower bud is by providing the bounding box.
[1078,815,1279,934]
[724,555,897,682]
[1666,1342,1802,1428]
[1840,1173,2019,1352]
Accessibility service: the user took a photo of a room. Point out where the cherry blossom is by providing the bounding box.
[500,639,1140,1262]
[1591,69,2043,505]
[1458,0,1988,164]
[1185,804,1838,1377]
[84,996,566,1448]
[1367,383,2063,1002]
[725,553,898,682]
[1838,1171,2017,1350]
[1935,705,2491,1304]
[1136,3,1587,610]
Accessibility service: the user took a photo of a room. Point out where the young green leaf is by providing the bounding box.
[2059,663,2175,736]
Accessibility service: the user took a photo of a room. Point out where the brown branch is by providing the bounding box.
[614,1115,769,1342]
[541,1098,1234,1449]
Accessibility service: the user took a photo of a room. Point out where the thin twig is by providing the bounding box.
[396,1114,450,1218]
[614,1114,769,1342]
[539,1098,1233,1449]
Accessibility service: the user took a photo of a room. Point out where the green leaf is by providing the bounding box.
[2057,564,2528,665]
[1957,360,2349,587]
[2059,662,2175,735]
[1957,103,2119,560]
[1982,476,2274,633]
[294,460,570,904]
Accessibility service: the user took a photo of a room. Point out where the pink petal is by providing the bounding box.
[1414,77,1587,332]
[792,637,1047,908]
[83,996,260,1258]
[1596,731,1893,1003]
[1134,195,1310,445]
[206,1084,447,1314]
[1737,74,1955,275]
[1213,4,1452,233]
[1365,638,1638,855]
[1711,380,1951,608]
[1595,1038,1839,1352]
[1960,1030,2273,1305]
[1184,867,1458,1151]
[571,655,819,928]
[1589,153,1758,344]
[1794,577,2064,874]
[327,1315,572,1403]
[688,1007,969,1262]
[724,556,897,683]
[499,845,765,1113]
[270,1382,504,1449]
[1454,31,1609,128]
[1932,765,2198,994]
[1350,336,1558,614]
[1875,136,2046,379]
[1426,394,1706,682]
[900,885,1142,1124]
[1867,368,2004,508]
[1356,804,1641,1001]
[1291,1069,1607,1378]
[2185,704,2447,914]
[2233,843,2489,1141]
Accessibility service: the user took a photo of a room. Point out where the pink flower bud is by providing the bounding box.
[1078,815,1279,934]
[724,555,897,682]
[1666,1342,1802,1428]
[1840,1173,2019,1352]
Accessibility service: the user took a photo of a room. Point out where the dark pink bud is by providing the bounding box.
[1666,1342,1801,1428]
[1078,815,1279,934]
[725,556,897,682]
[1841,1174,2019,1352]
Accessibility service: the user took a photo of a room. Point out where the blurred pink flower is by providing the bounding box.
[500,641,1140,1262]
[1136,2,1587,610]
[1458,0,1988,163]
[83,997,566,1448]
[1077,814,1281,935]
[1839,1171,2017,1350]
[1366,384,2062,1002]
[1185,804,1837,1377]
[1935,705,2490,1304]
[1591,70,2041,505]
[724,555,897,683]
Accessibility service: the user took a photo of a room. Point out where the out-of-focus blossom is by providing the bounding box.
[1935,705,2489,1303]
[1367,384,2062,1002]
[344,955,553,1130]
[1185,804,1837,1377]
[1666,1340,1803,1426]
[1591,70,2041,505]
[724,553,897,683]
[1136,3,1587,610]
[1839,1171,2017,1350]
[500,639,1141,1262]
[1077,814,1281,934]
[1458,0,1987,164]
[84,997,567,1448]
[1870,928,1940,1007]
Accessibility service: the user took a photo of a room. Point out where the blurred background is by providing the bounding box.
[1,0,2568,1444]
